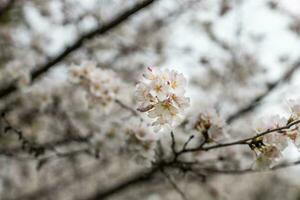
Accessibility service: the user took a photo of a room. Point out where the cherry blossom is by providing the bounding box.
[253,145,281,170]
[136,67,190,131]
[188,108,227,142]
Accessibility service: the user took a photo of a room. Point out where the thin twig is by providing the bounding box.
[181,119,300,153]
[161,169,189,200]
[170,131,177,155]
[182,135,194,152]
[115,99,140,117]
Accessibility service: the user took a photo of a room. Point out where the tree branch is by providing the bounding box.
[181,119,300,154]
[161,169,189,200]
[78,155,300,200]
[81,165,161,200]
[0,0,157,100]
[0,0,15,18]
[226,58,300,124]
[59,116,300,200]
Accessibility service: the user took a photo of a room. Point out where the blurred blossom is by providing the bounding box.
[288,98,300,118]
[252,145,281,170]
[69,61,121,111]
[124,118,158,166]
[6,60,31,88]
[254,115,288,133]
[251,111,300,169]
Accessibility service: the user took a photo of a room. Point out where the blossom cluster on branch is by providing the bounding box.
[251,99,300,169]
[188,109,227,143]
[136,67,190,131]
[67,65,300,170]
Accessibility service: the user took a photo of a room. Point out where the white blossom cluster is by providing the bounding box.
[136,67,190,131]
[252,98,300,169]
[69,62,121,111]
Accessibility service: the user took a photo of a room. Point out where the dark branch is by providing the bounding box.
[226,58,300,124]
[0,0,157,100]
[81,165,161,200]
[0,0,15,18]
[115,99,140,117]
[78,155,300,200]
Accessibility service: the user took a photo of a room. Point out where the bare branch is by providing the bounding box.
[170,131,177,155]
[80,165,161,200]
[181,135,194,152]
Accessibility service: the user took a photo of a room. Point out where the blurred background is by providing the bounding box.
[1,0,300,199]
